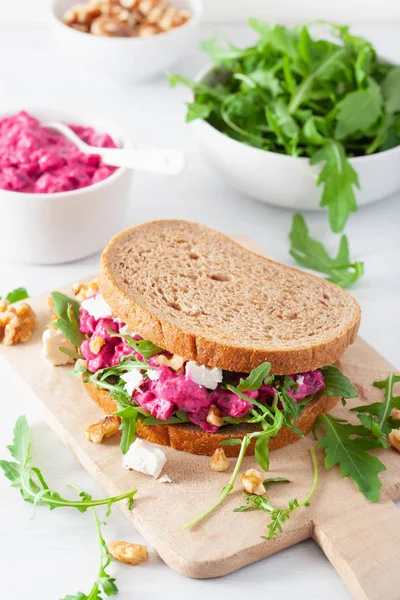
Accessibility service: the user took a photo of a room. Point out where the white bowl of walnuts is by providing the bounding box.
[49,0,202,82]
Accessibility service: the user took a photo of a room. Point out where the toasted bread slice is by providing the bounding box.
[99,220,360,374]
[84,381,339,457]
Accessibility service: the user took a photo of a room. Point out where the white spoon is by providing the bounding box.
[44,121,185,175]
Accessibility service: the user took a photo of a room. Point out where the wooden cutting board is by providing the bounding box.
[1,240,400,600]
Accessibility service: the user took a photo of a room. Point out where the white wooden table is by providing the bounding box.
[0,21,399,600]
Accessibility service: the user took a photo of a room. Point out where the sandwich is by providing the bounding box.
[57,220,360,457]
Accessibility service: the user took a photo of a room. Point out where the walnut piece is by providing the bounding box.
[241,468,266,496]
[157,353,185,372]
[73,279,99,302]
[388,429,400,452]
[85,415,121,443]
[91,15,133,36]
[206,406,224,427]
[64,3,101,25]
[210,447,230,472]
[89,335,105,355]
[108,541,148,565]
[391,408,400,421]
[0,301,36,346]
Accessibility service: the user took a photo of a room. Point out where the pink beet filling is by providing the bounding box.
[79,309,326,432]
[288,370,325,400]
[187,407,219,433]
[0,110,117,193]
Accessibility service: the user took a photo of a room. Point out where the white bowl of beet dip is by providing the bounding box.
[0,108,133,264]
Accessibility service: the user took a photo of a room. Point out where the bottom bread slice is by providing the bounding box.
[83,381,339,457]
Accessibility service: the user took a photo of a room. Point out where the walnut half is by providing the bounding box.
[73,279,99,302]
[388,429,400,452]
[210,447,230,472]
[241,468,266,496]
[85,415,121,443]
[108,541,148,565]
[0,300,36,345]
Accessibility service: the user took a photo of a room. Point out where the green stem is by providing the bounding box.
[301,447,319,507]
[86,508,104,600]
[37,487,137,509]
[288,49,346,114]
[378,372,394,431]
[184,435,251,529]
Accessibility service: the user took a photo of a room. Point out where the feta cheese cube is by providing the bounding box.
[119,324,138,337]
[147,369,160,381]
[42,328,75,366]
[121,369,144,396]
[122,438,166,478]
[157,474,172,483]
[81,294,113,320]
[185,361,223,390]
[296,375,305,385]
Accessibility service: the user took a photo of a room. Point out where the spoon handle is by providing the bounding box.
[97,148,185,175]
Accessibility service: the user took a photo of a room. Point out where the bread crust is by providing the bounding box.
[99,220,361,375]
[83,381,339,457]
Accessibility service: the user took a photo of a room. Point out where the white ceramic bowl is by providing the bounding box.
[49,0,202,83]
[192,65,400,210]
[0,108,133,264]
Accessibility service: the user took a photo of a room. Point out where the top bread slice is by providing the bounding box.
[99,220,361,374]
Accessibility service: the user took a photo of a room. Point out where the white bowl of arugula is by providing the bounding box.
[170,20,400,287]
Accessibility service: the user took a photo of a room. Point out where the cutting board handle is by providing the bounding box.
[313,492,400,600]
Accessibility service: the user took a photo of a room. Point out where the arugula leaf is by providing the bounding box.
[320,366,358,399]
[263,477,291,489]
[50,291,86,348]
[0,416,136,511]
[51,291,80,322]
[313,414,386,502]
[351,373,400,440]
[265,447,319,538]
[59,346,83,360]
[62,507,117,600]
[219,438,243,447]
[335,83,383,140]
[141,411,190,427]
[186,102,212,122]
[234,493,274,513]
[185,404,285,529]
[237,362,271,392]
[108,330,162,359]
[5,287,29,303]
[289,214,364,287]
[234,448,318,539]
[277,387,303,435]
[254,435,270,471]
[114,403,139,454]
[382,66,400,114]
[310,140,359,233]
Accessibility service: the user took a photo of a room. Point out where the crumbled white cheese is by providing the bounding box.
[185,361,223,390]
[81,293,113,320]
[157,474,172,483]
[41,328,75,366]
[122,438,166,478]
[121,370,144,396]
[296,375,305,386]
[119,323,138,337]
[147,369,160,381]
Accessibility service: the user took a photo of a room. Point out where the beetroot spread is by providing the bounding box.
[0,111,117,193]
[79,302,326,433]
